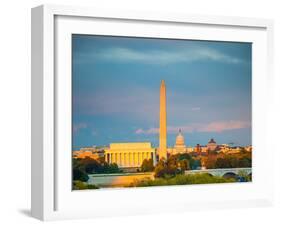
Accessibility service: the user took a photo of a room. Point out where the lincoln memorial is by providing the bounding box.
[104,142,156,168]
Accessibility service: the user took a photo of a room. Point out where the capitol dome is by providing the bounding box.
[175,129,185,147]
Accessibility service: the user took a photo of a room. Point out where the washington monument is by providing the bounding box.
[159,80,167,159]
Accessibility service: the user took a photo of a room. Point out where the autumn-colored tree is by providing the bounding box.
[203,155,217,169]
[178,159,190,171]
[141,159,154,172]
[154,159,167,178]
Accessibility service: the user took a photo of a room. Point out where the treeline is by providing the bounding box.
[73,157,121,182]
[144,152,251,179]
[153,153,201,178]
[202,153,252,169]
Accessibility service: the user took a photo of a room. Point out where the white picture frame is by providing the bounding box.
[31,4,274,221]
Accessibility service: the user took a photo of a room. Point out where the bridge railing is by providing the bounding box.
[185,168,252,177]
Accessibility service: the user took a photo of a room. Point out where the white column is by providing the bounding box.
[121,153,123,166]
[147,152,150,160]
[116,152,120,166]
[130,152,133,167]
[132,153,135,167]
[126,153,130,167]
[124,153,127,166]
[139,152,142,166]
[128,153,131,167]
[112,152,115,163]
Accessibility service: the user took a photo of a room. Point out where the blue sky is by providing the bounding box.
[72,35,252,149]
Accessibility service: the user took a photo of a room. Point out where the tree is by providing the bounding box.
[154,160,167,178]
[215,158,230,168]
[72,158,89,181]
[178,159,190,171]
[73,168,89,182]
[204,155,217,169]
[177,153,191,161]
[103,162,121,173]
[154,157,181,178]
[141,159,154,172]
[189,158,201,170]
[238,157,251,167]
[73,157,121,175]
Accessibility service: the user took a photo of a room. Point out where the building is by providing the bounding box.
[192,144,208,156]
[174,129,186,152]
[168,129,191,155]
[245,145,252,152]
[104,142,156,168]
[217,144,230,153]
[194,144,201,154]
[73,147,104,159]
[207,138,218,151]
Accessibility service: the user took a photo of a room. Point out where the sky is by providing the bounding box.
[72,35,252,149]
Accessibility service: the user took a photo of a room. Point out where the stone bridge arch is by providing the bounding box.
[185,168,252,178]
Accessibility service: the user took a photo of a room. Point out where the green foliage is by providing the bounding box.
[154,154,200,178]
[189,158,201,170]
[102,162,121,173]
[215,155,251,169]
[154,158,181,178]
[176,153,191,161]
[238,170,252,182]
[73,157,121,175]
[141,159,155,172]
[130,173,236,187]
[73,180,99,190]
[72,158,89,182]
[238,157,251,167]
[154,159,168,178]
[73,168,89,182]
[215,157,230,168]
[178,159,190,171]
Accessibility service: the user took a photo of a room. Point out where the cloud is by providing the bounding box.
[73,87,159,121]
[198,120,251,133]
[135,128,158,135]
[135,120,251,134]
[73,123,87,134]
[191,107,201,111]
[80,45,244,65]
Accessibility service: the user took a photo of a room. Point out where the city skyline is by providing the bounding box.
[72,35,252,149]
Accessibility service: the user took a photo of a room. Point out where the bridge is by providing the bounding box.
[185,168,252,178]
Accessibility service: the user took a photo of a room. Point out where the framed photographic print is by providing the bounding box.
[31,4,274,221]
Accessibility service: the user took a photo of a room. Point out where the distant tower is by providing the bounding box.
[159,80,167,160]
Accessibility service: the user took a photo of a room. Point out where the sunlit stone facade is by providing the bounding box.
[207,138,217,151]
[159,80,167,159]
[104,142,156,168]
[168,129,191,155]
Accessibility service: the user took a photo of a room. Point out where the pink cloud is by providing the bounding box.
[135,120,251,135]
[198,120,251,133]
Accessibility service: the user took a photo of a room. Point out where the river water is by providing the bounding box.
[88,173,154,188]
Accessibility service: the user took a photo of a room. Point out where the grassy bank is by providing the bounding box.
[73,180,99,190]
[128,173,236,187]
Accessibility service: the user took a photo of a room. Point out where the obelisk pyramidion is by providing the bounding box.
[159,80,167,160]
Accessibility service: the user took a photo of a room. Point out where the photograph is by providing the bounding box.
[72,34,252,190]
